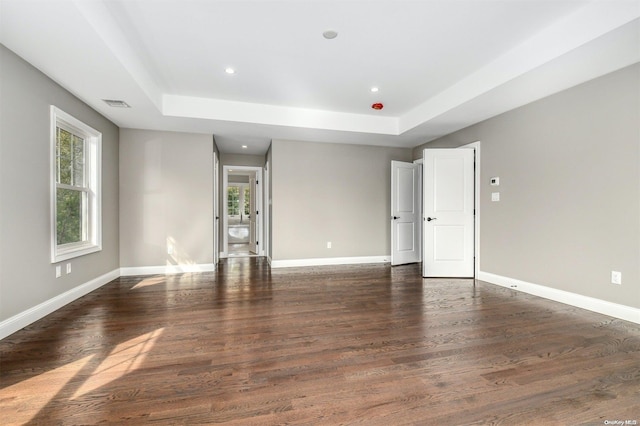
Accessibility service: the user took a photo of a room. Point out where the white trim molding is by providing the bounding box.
[270,256,389,269]
[478,271,640,324]
[0,268,120,340]
[120,263,217,276]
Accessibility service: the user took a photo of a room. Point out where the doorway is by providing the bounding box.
[222,165,263,258]
[390,160,422,266]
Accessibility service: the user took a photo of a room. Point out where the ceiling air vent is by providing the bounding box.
[103,99,131,108]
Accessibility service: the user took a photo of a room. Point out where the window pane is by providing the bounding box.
[57,127,72,185]
[243,187,250,215]
[227,186,239,216]
[57,127,85,187]
[72,134,85,186]
[56,188,85,245]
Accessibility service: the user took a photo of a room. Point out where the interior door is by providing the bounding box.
[249,175,257,254]
[423,149,474,277]
[391,161,422,266]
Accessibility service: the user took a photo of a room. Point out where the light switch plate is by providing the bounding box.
[491,192,500,202]
[611,271,622,285]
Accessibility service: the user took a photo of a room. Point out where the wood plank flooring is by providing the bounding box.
[1,258,639,425]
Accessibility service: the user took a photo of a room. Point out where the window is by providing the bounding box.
[227,184,251,219]
[51,107,102,263]
[227,186,240,216]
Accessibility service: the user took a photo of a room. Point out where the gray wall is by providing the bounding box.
[120,129,213,268]
[220,153,265,168]
[228,175,250,184]
[0,45,120,321]
[414,63,640,309]
[271,139,412,260]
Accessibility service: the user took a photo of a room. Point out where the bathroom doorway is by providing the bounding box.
[227,181,251,255]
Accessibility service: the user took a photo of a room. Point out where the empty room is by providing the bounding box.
[1,0,639,424]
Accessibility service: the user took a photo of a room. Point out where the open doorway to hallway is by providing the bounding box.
[222,165,263,258]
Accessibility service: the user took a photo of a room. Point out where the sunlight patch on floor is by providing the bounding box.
[130,276,166,290]
[72,328,164,399]
[1,354,95,424]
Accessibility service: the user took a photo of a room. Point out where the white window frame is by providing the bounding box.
[50,106,102,263]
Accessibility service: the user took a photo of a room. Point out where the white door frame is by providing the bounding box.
[222,165,264,258]
[459,141,480,278]
[264,160,270,261]
[248,176,257,253]
[213,151,219,267]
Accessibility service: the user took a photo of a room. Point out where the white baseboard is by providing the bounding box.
[0,268,120,340]
[478,271,640,324]
[270,255,389,269]
[120,263,217,276]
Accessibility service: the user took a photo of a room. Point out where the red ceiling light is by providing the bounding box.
[371,103,384,110]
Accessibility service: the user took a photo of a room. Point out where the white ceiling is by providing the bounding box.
[1,0,638,155]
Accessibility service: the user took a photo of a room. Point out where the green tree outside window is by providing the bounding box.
[56,127,87,245]
[228,186,240,216]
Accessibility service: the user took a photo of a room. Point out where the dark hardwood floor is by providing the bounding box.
[1,258,639,425]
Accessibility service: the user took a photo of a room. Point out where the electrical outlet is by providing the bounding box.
[55,265,62,278]
[611,271,622,285]
[66,263,72,274]
[327,241,332,249]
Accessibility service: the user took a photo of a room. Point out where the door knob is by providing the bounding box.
[426,217,437,221]
[392,216,400,220]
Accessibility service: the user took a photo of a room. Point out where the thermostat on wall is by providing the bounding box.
[490,177,500,186]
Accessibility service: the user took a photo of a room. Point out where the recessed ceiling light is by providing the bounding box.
[225,67,235,74]
[370,87,379,93]
[241,145,248,149]
[103,99,130,108]
[323,29,338,40]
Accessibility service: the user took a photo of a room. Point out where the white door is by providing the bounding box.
[423,149,474,277]
[249,175,258,254]
[391,161,422,266]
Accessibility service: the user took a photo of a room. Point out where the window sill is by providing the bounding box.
[52,243,101,263]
